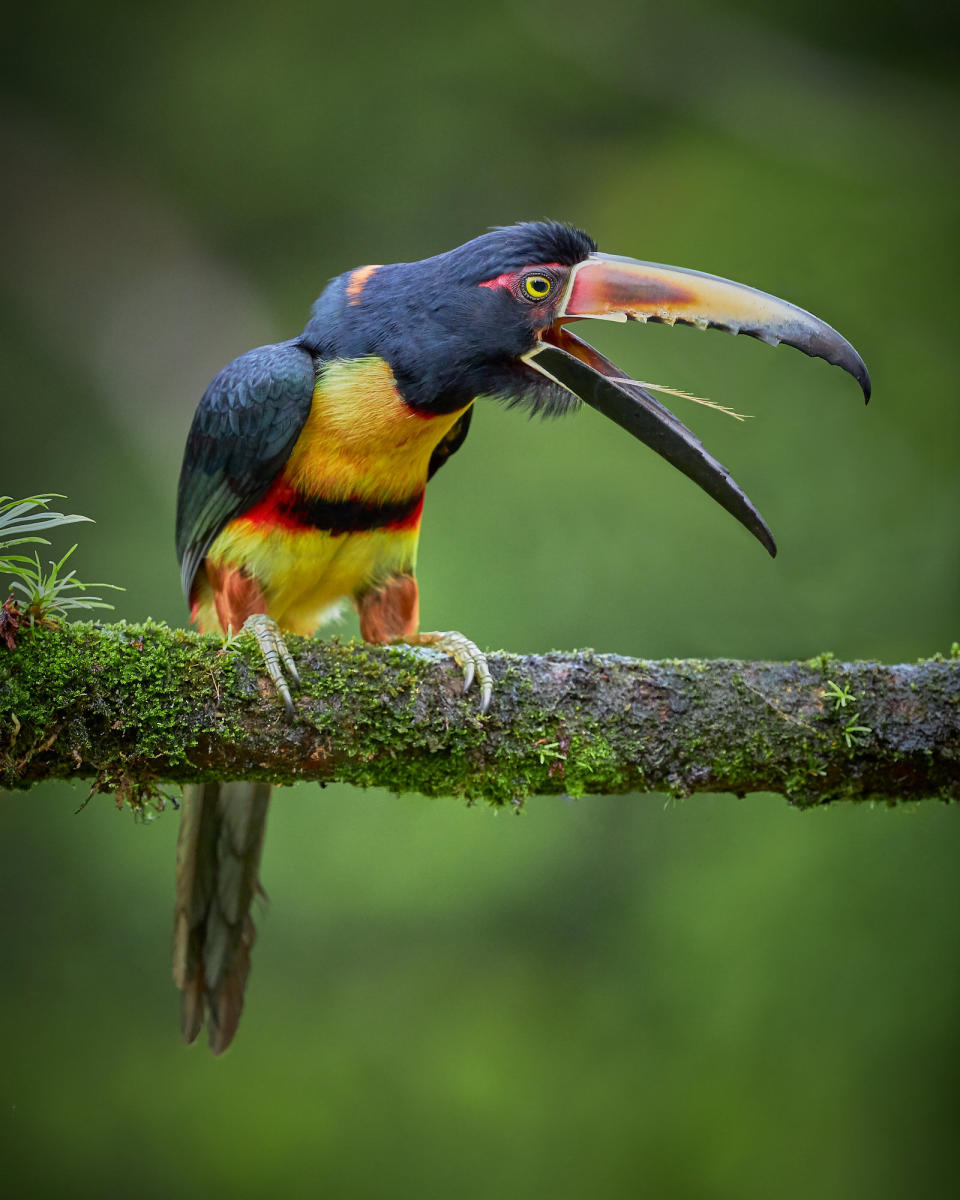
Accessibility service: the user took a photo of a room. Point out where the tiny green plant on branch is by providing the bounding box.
[0,494,122,647]
[823,677,872,748]
[823,680,856,709]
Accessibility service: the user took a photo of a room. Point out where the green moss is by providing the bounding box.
[5,624,956,807]
[288,643,651,805]
[561,726,636,797]
[0,620,245,793]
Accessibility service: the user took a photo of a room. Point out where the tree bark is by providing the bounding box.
[1,621,957,807]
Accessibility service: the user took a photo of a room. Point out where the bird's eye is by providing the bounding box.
[522,274,553,301]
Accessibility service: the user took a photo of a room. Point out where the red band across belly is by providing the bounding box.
[241,479,424,535]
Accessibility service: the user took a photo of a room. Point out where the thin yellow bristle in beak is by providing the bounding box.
[609,378,751,422]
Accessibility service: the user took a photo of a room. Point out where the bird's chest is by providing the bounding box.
[283,357,469,502]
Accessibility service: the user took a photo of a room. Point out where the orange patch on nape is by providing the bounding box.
[346,264,381,306]
[357,574,419,643]
[207,561,268,634]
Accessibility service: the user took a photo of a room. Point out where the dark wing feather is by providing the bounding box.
[176,339,316,597]
[427,405,473,480]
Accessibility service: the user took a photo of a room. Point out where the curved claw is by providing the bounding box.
[276,637,301,687]
[242,614,298,717]
[395,630,493,713]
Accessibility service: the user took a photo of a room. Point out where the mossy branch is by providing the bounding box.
[1,620,957,807]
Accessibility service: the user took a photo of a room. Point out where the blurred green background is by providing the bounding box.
[2,2,958,1196]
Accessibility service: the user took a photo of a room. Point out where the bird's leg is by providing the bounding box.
[242,613,300,717]
[356,575,492,711]
[206,562,300,717]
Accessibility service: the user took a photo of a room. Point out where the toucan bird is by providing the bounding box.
[174,220,869,1052]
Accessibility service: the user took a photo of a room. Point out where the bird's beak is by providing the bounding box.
[524,252,870,557]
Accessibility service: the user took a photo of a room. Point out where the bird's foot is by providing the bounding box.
[242,614,300,717]
[393,630,493,712]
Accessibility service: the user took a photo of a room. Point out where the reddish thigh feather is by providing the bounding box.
[358,575,419,643]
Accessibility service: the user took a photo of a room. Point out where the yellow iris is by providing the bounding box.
[523,274,552,300]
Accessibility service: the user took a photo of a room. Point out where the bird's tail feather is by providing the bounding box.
[173,780,271,1054]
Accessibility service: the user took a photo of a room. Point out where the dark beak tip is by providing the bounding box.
[842,349,871,404]
[758,527,778,558]
[852,357,872,404]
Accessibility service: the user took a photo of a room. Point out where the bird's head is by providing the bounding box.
[302,220,870,555]
[303,221,597,413]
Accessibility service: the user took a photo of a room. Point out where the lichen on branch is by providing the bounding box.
[1,621,957,807]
